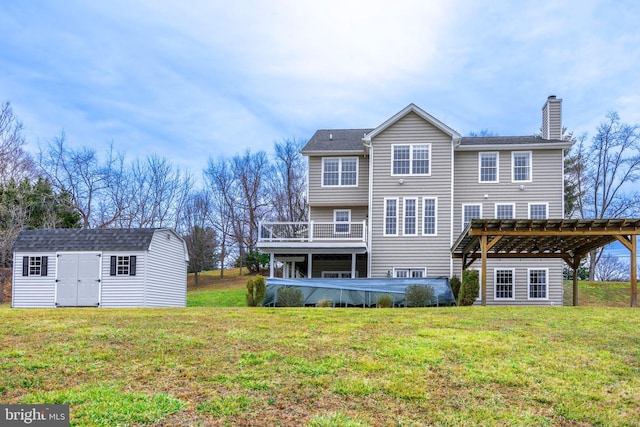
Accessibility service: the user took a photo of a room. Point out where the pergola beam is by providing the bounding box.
[451,219,640,308]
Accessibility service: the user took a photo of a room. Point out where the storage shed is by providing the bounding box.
[11,228,189,308]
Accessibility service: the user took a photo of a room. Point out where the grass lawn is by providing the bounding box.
[1,273,639,426]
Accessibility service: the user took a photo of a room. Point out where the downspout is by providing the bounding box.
[363,139,373,278]
[450,136,460,278]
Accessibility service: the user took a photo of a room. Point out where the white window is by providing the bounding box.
[322,271,352,278]
[479,152,499,183]
[404,198,417,236]
[495,203,515,219]
[494,268,515,300]
[422,197,437,236]
[462,204,482,231]
[117,256,130,276]
[384,198,398,236]
[322,157,358,187]
[392,144,431,175]
[334,210,351,234]
[29,256,42,276]
[528,203,548,219]
[528,268,548,300]
[512,151,532,182]
[394,268,426,278]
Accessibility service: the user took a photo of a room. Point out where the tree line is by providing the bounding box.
[1,98,639,295]
[0,100,307,295]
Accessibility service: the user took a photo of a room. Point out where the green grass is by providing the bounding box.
[187,288,246,307]
[1,307,639,426]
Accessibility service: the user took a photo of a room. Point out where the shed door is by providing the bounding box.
[56,253,101,307]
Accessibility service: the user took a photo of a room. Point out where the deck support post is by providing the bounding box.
[631,235,637,308]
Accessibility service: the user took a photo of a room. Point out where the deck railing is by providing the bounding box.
[258,221,367,242]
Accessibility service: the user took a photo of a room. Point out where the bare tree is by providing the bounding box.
[203,157,239,278]
[38,133,127,228]
[595,254,629,282]
[0,101,37,185]
[120,155,193,229]
[268,139,308,222]
[570,112,640,279]
[231,150,271,252]
[182,192,218,286]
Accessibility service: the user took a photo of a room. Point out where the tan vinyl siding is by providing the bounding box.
[369,112,453,277]
[308,154,369,207]
[310,206,368,222]
[453,149,564,231]
[100,251,146,307]
[12,251,56,308]
[145,229,187,307]
[452,258,564,306]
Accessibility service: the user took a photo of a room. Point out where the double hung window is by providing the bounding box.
[512,151,531,182]
[322,158,358,186]
[479,152,499,183]
[392,144,431,175]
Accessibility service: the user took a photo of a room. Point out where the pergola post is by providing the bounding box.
[481,235,487,306]
[631,235,637,308]
[572,256,580,307]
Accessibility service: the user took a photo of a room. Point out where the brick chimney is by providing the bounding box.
[542,95,562,140]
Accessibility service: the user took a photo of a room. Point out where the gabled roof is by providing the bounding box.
[363,103,461,142]
[458,136,572,150]
[301,129,373,154]
[12,228,160,252]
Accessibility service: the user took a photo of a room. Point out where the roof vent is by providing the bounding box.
[329,133,332,140]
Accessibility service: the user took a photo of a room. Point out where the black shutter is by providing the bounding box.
[110,256,116,276]
[41,256,48,276]
[22,256,29,276]
[130,256,136,276]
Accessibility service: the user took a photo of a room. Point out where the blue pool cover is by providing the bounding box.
[264,277,455,307]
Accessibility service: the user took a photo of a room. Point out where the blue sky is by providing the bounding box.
[1,0,639,174]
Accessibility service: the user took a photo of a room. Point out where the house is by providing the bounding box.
[11,228,189,308]
[257,96,573,305]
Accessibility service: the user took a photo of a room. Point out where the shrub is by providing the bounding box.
[316,299,332,307]
[277,287,304,307]
[449,275,461,300]
[405,285,435,307]
[458,270,479,306]
[246,275,266,307]
[377,294,393,308]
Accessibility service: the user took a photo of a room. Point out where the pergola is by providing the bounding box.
[451,218,640,307]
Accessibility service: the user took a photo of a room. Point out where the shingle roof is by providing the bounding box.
[301,129,373,153]
[12,228,158,252]
[460,136,563,146]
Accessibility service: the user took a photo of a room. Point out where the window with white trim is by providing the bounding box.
[528,203,548,219]
[495,203,514,219]
[322,157,358,186]
[494,268,515,300]
[334,210,351,234]
[512,151,531,182]
[384,198,398,236]
[110,255,137,276]
[322,271,352,278]
[528,268,548,299]
[394,268,426,278]
[21,256,48,277]
[422,197,437,236]
[404,198,417,236]
[462,204,482,231]
[392,144,430,175]
[479,152,499,183]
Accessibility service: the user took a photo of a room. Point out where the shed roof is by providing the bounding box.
[12,228,159,252]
